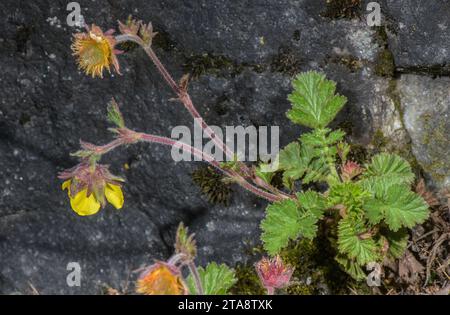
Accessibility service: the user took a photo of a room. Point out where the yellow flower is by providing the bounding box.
[62,180,124,216]
[136,263,187,295]
[71,24,120,78]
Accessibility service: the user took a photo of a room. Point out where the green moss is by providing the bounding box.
[183,53,236,78]
[230,264,265,295]
[182,53,266,78]
[192,166,232,205]
[348,143,369,164]
[373,26,396,77]
[339,56,363,72]
[337,120,354,136]
[286,284,314,295]
[396,64,450,77]
[270,47,302,76]
[371,129,389,151]
[323,0,362,19]
[374,49,395,77]
[152,29,177,52]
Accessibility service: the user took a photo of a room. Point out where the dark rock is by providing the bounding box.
[384,0,450,71]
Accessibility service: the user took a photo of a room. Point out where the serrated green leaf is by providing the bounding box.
[302,158,329,184]
[278,142,312,188]
[186,262,236,295]
[328,182,371,214]
[337,217,380,265]
[364,153,414,186]
[261,197,321,255]
[385,229,409,259]
[335,255,367,281]
[261,199,302,255]
[287,71,347,129]
[364,184,429,231]
[300,128,345,148]
[255,163,275,185]
[107,99,125,128]
[296,190,327,219]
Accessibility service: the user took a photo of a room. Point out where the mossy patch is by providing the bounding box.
[373,26,396,77]
[322,0,362,19]
[270,47,302,77]
[332,55,363,73]
[396,64,450,77]
[152,28,177,52]
[183,53,237,78]
[230,264,266,295]
[348,143,369,164]
[371,129,389,152]
[192,166,232,205]
[182,53,266,79]
[374,49,395,77]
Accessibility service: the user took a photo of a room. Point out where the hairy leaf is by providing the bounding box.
[338,216,380,265]
[385,229,409,259]
[261,196,322,255]
[364,184,429,231]
[300,128,345,148]
[261,199,301,255]
[328,182,371,214]
[335,255,366,281]
[278,142,312,188]
[296,190,327,219]
[186,262,236,295]
[364,153,414,186]
[287,71,347,129]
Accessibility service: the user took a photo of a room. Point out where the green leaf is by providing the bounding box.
[255,163,275,185]
[287,71,347,129]
[261,197,322,255]
[261,199,302,255]
[278,142,312,188]
[364,153,415,186]
[335,255,366,281]
[328,182,371,214]
[107,98,125,128]
[385,229,409,259]
[186,262,237,295]
[337,216,380,265]
[364,184,429,231]
[302,158,329,184]
[296,190,327,219]
[300,128,345,148]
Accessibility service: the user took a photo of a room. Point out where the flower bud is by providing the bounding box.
[255,255,294,295]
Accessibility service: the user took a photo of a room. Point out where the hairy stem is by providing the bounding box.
[115,34,235,160]
[187,261,204,295]
[114,34,286,202]
[91,129,283,202]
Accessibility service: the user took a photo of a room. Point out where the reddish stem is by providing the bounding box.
[114,34,287,202]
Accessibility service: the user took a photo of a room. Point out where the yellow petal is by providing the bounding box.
[62,180,72,197]
[70,189,101,216]
[62,180,71,190]
[105,184,124,209]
